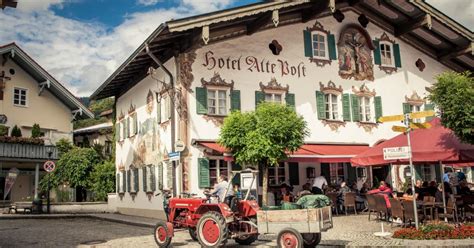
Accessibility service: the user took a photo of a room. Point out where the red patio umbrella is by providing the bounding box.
[351,118,474,166]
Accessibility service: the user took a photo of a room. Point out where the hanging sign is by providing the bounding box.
[378,114,405,123]
[409,122,432,129]
[383,146,411,160]
[168,152,181,162]
[3,168,19,200]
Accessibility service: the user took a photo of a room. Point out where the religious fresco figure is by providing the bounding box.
[337,25,374,81]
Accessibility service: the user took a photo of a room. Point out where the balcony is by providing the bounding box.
[0,143,58,161]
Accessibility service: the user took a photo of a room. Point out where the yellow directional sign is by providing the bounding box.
[378,114,405,123]
[392,126,409,132]
[410,122,432,129]
[409,110,435,119]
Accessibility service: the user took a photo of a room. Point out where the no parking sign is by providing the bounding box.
[43,160,56,173]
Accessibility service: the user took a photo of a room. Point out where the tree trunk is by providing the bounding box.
[262,165,268,206]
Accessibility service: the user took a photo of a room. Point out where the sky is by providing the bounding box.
[0,0,472,97]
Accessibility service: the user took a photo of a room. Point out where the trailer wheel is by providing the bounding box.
[277,228,303,248]
[154,221,172,248]
[197,211,228,247]
[302,233,321,248]
[189,227,198,241]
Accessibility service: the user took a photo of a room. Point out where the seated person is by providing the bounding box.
[297,183,313,198]
[336,181,352,210]
[426,181,438,197]
[368,181,393,208]
[210,175,233,205]
[458,181,472,195]
[279,183,294,204]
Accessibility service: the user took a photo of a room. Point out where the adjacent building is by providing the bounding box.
[0,43,93,204]
[91,1,473,218]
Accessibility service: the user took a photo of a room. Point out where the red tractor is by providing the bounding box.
[154,175,259,247]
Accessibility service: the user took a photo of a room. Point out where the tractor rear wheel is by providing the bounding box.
[154,221,172,248]
[277,228,303,248]
[196,211,228,247]
[235,217,258,245]
[302,233,321,248]
[188,227,198,241]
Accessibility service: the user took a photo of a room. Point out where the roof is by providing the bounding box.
[73,122,113,134]
[91,0,473,101]
[0,43,94,119]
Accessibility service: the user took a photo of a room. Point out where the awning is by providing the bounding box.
[195,141,369,163]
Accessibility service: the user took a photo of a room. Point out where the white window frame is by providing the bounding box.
[311,31,329,60]
[359,96,374,123]
[129,113,138,137]
[13,87,28,107]
[206,87,229,116]
[410,104,422,123]
[268,163,287,186]
[422,164,432,182]
[264,89,285,104]
[145,165,155,192]
[119,171,125,193]
[324,93,342,121]
[379,41,394,67]
[208,158,230,186]
[160,93,172,123]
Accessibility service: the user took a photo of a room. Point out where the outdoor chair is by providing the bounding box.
[373,194,389,221]
[343,192,357,215]
[437,197,458,223]
[422,196,436,221]
[389,198,404,227]
[402,200,424,226]
[461,195,474,221]
[326,192,339,215]
[366,194,378,221]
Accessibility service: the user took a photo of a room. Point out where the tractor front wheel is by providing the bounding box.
[154,221,172,248]
[196,211,228,247]
[277,228,303,248]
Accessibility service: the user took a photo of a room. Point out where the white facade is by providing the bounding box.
[111,10,465,217]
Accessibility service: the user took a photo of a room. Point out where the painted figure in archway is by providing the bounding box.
[338,25,374,81]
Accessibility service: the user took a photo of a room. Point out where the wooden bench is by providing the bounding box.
[9,202,33,214]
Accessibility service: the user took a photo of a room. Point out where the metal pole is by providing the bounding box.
[405,113,419,229]
[47,176,50,214]
[439,161,447,222]
[34,163,39,199]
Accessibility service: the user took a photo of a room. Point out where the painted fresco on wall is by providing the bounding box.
[337,25,374,81]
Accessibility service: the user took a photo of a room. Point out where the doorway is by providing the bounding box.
[372,166,391,187]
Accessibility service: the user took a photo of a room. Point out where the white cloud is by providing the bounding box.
[16,0,65,12]
[181,0,235,13]
[137,0,161,6]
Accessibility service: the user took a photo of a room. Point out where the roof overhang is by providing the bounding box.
[91,0,473,100]
[0,43,94,120]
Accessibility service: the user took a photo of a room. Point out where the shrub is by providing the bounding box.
[0,125,9,136]
[393,223,474,240]
[31,123,41,138]
[90,161,115,201]
[0,136,44,145]
[10,125,22,137]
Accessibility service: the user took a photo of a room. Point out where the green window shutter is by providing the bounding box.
[151,165,156,192]
[414,166,422,180]
[373,40,381,65]
[158,162,163,190]
[231,90,241,111]
[198,158,210,188]
[133,114,138,135]
[115,123,120,141]
[315,91,325,120]
[255,91,265,109]
[196,87,208,115]
[350,94,360,122]
[403,103,412,114]
[374,96,383,123]
[125,118,129,138]
[126,170,131,192]
[328,34,337,60]
[142,167,147,192]
[393,43,402,68]
[289,162,299,186]
[166,97,172,120]
[285,93,295,110]
[303,30,312,57]
[231,163,242,186]
[134,168,139,192]
[342,93,351,121]
[424,103,435,122]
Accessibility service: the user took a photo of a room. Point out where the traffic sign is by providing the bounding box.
[410,122,432,129]
[378,114,405,123]
[383,146,411,160]
[409,110,435,119]
[168,152,180,162]
[174,140,185,152]
[392,126,408,132]
[43,160,56,173]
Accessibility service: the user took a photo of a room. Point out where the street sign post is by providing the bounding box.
[174,140,185,152]
[43,160,55,173]
[392,126,408,132]
[383,146,411,160]
[378,114,404,123]
[410,122,432,129]
[409,110,435,119]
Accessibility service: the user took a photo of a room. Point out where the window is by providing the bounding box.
[324,93,339,120]
[160,94,172,122]
[104,141,112,156]
[13,87,27,107]
[268,164,286,186]
[311,32,328,59]
[359,96,372,122]
[129,113,138,136]
[207,89,228,115]
[209,159,228,186]
[411,104,422,123]
[329,163,345,185]
[119,171,125,193]
[422,165,432,182]
[265,93,283,104]
[380,43,393,67]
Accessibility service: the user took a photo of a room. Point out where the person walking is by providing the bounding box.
[312,175,328,195]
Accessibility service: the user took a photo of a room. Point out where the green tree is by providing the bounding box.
[56,138,73,156]
[218,102,308,206]
[10,125,22,137]
[429,71,474,144]
[90,161,115,201]
[89,97,114,115]
[31,123,41,138]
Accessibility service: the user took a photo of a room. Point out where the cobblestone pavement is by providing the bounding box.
[0,214,473,247]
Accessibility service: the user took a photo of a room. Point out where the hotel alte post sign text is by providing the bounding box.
[202,51,307,78]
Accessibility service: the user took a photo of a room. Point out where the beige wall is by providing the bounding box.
[0,59,73,143]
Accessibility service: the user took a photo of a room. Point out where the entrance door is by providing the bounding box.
[372,166,391,186]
